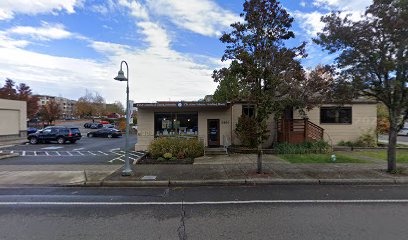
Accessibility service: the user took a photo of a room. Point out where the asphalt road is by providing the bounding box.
[0,121,138,165]
[1,185,408,240]
[379,134,408,143]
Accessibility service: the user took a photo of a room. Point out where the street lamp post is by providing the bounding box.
[114,60,132,176]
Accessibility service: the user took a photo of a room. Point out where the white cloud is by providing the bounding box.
[313,0,372,12]
[0,0,82,20]
[136,21,171,50]
[7,22,73,41]
[146,0,240,37]
[300,1,307,7]
[293,11,325,36]
[118,0,149,20]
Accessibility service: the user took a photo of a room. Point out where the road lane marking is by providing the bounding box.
[76,151,84,156]
[98,151,108,155]
[34,151,37,156]
[110,148,120,152]
[41,147,64,150]
[73,148,84,151]
[56,151,61,156]
[2,199,408,206]
[21,151,26,156]
[88,151,97,156]
[45,151,49,156]
[66,151,73,156]
[9,151,14,154]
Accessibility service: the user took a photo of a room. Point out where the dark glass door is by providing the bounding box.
[207,119,220,147]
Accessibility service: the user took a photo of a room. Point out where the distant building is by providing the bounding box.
[35,95,77,118]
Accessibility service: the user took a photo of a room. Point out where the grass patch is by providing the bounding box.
[353,150,408,162]
[278,153,368,164]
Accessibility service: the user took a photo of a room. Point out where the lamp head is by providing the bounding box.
[114,70,127,81]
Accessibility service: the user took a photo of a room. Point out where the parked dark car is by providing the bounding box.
[27,126,82,144]
[90,123,103,129]
[84,122,103,129]
[27,127,38,134]
[87,128,122,138]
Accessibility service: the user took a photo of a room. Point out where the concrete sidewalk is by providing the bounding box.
[102,154,408,187]
[1,154,408,187]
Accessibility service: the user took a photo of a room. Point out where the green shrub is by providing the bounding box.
[275,140,331,154]
[235,115,258,148]
[163,153,172,159]
[170,157,178,161]
[337,130,377,147]
[157,157,165,161]
[148,137,204,159]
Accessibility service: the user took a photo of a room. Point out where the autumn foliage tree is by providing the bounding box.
[0,78,39,119]
[75,90,106,118]
[38,99,62,125]
[314,0,408,172]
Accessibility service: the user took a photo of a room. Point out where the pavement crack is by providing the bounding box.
[177,190,188,240]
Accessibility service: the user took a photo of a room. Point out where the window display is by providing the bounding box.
[154,112,198,136]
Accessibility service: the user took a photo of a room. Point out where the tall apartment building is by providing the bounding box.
[35,95,77,118]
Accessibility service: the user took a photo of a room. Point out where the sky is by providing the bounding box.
[0,0,372,104]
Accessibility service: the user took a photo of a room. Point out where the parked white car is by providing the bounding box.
[398,127,408,136]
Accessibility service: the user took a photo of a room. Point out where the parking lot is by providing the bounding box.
[0,120,142,165]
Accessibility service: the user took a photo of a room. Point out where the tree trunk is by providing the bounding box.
[257,144,263,174]
[387,127,397,172]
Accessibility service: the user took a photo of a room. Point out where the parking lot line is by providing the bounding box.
[33,151,37,156]
[98,151,108,156]
[21,151,26,156]
[88,151,97,156]
[76,151,84,156]
[45,151,49,156]
[67,151,73,156]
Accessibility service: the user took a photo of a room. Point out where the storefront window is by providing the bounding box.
[154,112,198,136]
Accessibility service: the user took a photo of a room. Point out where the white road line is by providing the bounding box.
[56,151,61,156]
[73,148,84,151]
[67,151,73,156]
[98,151,108,156]
[1,199,408,206]
[33,151,37,156]
[45,151,49,156]
[21,151,26,156]
[10,151,14,154]
[76,151,84,156]
[88,151,97,156]
[110,148,120,152]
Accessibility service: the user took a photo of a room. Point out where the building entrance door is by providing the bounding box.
[207,119,220,147]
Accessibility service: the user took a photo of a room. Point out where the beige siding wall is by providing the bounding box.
[134,107,233,151]
[230,104,275,148]
[294,104,377,144]
[134,108,155,151]
[198,109,232,147]
[0,98,27,138]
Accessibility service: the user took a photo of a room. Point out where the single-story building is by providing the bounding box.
[0,98,27,140]
[134,100,377,151]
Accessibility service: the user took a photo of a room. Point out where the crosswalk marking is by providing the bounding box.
[98,151,108,156]
[0,150,146,160]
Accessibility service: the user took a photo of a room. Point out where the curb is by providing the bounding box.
[0,153,19,160]
[92,178,408,187]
